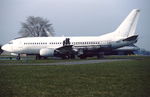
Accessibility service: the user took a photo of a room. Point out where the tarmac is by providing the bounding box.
[0,59,130,66]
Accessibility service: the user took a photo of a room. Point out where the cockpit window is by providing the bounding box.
[8,41,13,44]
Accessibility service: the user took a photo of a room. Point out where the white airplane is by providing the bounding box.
[2,9,140,60]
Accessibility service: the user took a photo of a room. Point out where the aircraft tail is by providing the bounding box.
[114,9,140,38]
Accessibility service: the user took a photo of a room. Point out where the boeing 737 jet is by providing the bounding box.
[2,9,140,60]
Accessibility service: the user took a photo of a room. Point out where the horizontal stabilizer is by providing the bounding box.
[123,35,138,41]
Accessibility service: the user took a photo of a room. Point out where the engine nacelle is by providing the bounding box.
[40,48,55,57]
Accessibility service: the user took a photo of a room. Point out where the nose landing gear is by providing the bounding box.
[16,54,21,60]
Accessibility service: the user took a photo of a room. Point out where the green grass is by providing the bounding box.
[0,56,150,97]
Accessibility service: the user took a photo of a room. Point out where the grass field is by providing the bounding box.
[0,56,150,97]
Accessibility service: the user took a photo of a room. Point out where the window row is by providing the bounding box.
[24,41,110,45]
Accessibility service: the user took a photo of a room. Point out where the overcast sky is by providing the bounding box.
[0,0,150,50]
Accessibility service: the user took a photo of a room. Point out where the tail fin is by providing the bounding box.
[114,9,140,38]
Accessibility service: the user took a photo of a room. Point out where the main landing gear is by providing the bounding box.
[97,52,104,59]
[61,54,76,59]
[35,55,48,60]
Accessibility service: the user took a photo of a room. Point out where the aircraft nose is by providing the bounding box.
[1,44,12,52]
[1,45,6,51]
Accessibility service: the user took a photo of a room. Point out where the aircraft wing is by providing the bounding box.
[54,45,76,57]
[56,45,73,52]
[55,44,112,56]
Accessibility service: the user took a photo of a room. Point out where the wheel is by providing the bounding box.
[79,55,87,59]
[97,52,104,59]
[43,57,48,60]
[70,54,75,59]
[36,55,41,60]
[16,56,20,60]
[61,55,67,59]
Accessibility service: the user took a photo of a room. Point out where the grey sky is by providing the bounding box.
[0,0,150,50]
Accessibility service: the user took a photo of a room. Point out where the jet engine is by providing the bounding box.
[40,48,55,57]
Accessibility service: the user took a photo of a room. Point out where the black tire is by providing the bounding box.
[61,55,67,59]
[36,55,41,60]
[16,56,20,60]
[70,54,75,59]
[97,52,104,59]
[79,55,87,59]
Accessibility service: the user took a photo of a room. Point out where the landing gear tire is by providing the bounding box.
[70,54,75,59]
[43,57,48,60]
[61,54,75,59]
[97,52,104,59]
[36,55,41,60]
[16,54,21,60]
[79,55,87,59]
[61,55,67,59]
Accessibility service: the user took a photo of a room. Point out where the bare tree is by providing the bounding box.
[19,16,54,37]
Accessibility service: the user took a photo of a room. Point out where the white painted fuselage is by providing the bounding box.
[2,9,140,58]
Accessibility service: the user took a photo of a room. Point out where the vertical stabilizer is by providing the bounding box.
[115,9,140,38]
